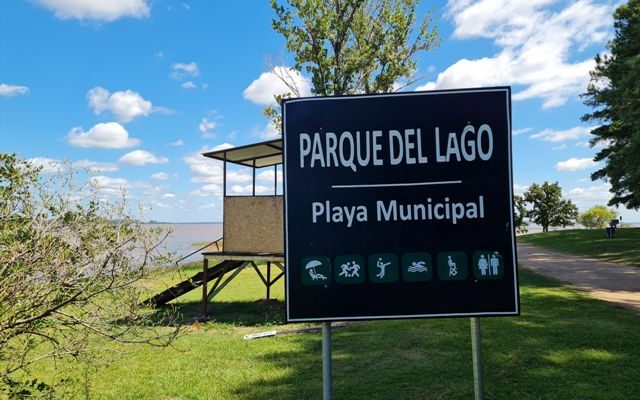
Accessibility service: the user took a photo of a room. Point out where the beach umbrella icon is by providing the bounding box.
[305,260,322,275]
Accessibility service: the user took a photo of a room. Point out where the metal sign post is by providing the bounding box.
[322,321,332,400]
[470,317,484,400]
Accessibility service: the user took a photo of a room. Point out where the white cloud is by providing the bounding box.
[27,158,119,174]
[162,193,176,199]
[34,0,150,22]
[137,183,163,198]
[256,169,283,182]
[0,83,29,97]
[90,175,129,195]
[226,171,252,183]
[27,157,63,173]
[199,183,221,194]
[512,127,532,136]
[555,157,598,172]
[255,121,280,140]
[119,150,168,166]
[530,126,594,143]
[199,118,217,137]
[566,183,612,210]
[181,81,197,89]
[418,0,613,109]
[189,184,222,197]
[87,87,154,123]
[171,62,199,79]
[183,143,234,186]
[513,183,530,195]
[243,66,312,106]
[170,139,184,146]
[575,139,610,149]
[151,172,169,180]
[67,122,140,149]
[90,175,129,187]
[73,159,118,172]
[229,185,269,195]
[552,144,567,151]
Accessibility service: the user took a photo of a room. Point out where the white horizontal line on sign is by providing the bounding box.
[331,180,462,189]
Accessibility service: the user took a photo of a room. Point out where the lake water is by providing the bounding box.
[149,223,223,265]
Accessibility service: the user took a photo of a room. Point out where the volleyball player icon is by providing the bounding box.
[376,258,390,278]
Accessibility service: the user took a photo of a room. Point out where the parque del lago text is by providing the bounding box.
[299,124,495,171]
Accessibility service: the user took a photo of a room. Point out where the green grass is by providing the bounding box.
[519,228,640,266]
[23,265,640,399]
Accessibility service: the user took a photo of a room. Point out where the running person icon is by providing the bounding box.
[338,263,351,277]
[350,261,361,277]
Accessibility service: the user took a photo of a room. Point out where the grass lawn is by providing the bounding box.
[519,228,640,266]
[25,264,640,399]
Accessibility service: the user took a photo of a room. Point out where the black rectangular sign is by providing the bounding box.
[283,87,519,322]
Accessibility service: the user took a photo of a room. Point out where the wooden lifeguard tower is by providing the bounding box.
[144,139,285,317]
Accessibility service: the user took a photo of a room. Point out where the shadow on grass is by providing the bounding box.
[225,270,640,400]
[151,299,285,327]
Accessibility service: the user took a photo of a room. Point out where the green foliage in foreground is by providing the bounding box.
[0,154,177,391]
[17,265,640,399]
[519,228,640,266]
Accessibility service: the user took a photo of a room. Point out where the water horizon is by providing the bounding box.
[151,222,639,265]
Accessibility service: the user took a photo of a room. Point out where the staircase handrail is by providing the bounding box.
[175,236,223,267]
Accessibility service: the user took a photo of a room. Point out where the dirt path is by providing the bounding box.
[517,243,640,313]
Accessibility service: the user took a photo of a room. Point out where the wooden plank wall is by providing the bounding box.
[223,196,284,253]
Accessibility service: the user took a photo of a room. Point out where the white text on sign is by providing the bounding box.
[311,196,485,228]
[299,124,494,172]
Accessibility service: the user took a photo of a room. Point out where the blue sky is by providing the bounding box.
[1,0,637,223]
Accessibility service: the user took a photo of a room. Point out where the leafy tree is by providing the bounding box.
[523,182,579,233]
[513,194,528,234]
[265,0,440,130]
[582,0,640,209]
[0,154,179,392]
[579,205,618,229]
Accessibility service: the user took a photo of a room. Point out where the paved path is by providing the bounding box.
[517,243,640,313]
